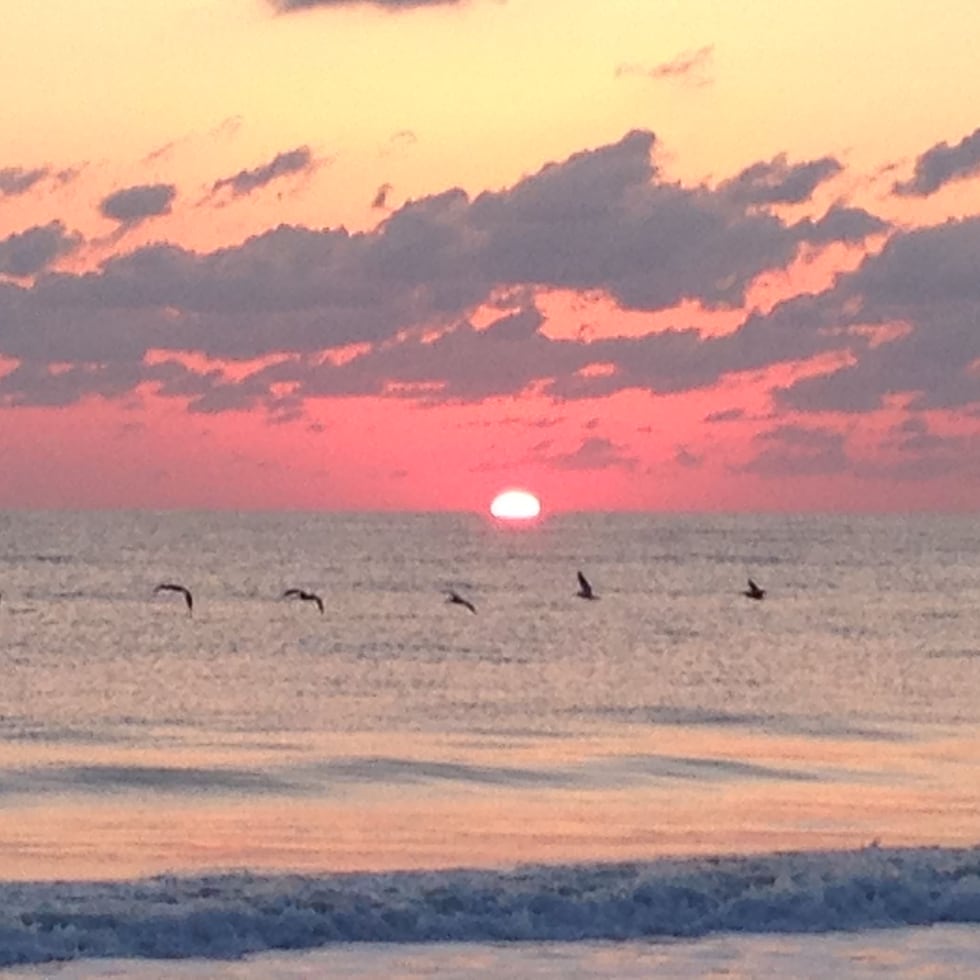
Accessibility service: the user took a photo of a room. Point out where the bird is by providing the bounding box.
[576,570,598,600]
[446,590,476,614]
[282,588,324,614]
[154,582,193,613]
[743,578,766,600]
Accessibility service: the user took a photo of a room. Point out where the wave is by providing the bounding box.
[0,845,978,966]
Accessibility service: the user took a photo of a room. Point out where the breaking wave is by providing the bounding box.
[0,845,978,966]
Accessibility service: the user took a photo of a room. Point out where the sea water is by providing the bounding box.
[0,511,977,974]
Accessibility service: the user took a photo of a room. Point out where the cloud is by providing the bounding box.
[270,0,462,11]
[210,146,318,198]
[0,129,912,411]
[616,45,714,87]
[372,182,393,209]
[893,126,980,197]
[792,205,889,245]
[382,129,418,155]
[0,222,82,278]
[739,424,849,476]
[543,436,639,471]
[720,153,843,206]
[99,184,176,225]
[215,286,849,410]
[0,166,49,197]
[704,408,745,423]
[0,360,145,407]
[777,216,980,414]
[866,417,980,480]
[674,446,704,468]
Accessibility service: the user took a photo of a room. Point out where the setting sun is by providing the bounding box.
[490,489,542,521]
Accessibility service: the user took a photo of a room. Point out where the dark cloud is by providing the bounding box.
[211,146,317,197]
[0,360,145,407]
[150,359,300,417]
[793,205,889,245]
[739,424,849,476]
[777,216,980,414]
[544,293,848,401]
[720,153,843,207]
[616,46,713,87]
[270,0,461,11]
[271,305,580,402]
[211,147,317,198]
[0,166,49,197]
[674,446,704,468]
[886,416,947,454]
[470,130,835,311]
[222,286,851,410]
[893,126,980,197]
[542,436,639,471]
[372,183,393,209]
[0,128,934,416]
[0,222,82,278]
[864,419,980,481]
[704,408,745,423]
[100,184,176,225]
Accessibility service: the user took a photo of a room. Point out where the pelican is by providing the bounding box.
[154,582,193,613]
[446,590,476,614]
[576,570,598,600]
[282,588,324,614]
[743,578,766,600]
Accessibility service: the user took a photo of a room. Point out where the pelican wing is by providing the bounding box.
[155,583,192,611]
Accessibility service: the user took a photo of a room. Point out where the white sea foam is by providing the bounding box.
[0,845,978,967]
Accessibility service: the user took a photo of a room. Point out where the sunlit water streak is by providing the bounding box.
[0,510,977,970]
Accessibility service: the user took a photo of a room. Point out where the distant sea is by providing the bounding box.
[0,511,977,976]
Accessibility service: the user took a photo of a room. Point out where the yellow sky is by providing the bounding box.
[7,0,980,239]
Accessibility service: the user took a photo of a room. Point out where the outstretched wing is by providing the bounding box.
[155,582,192,611]
[447,590,476,613]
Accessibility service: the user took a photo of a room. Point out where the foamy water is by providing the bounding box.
[0,511,977,970]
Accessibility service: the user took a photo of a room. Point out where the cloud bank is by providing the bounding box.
[0,124,977,492]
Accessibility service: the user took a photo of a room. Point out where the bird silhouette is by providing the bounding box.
[282,588,324,614]
[446,590,476,614]
[743,578,766,600]
[576,570,598,600]
[154,582,193,613]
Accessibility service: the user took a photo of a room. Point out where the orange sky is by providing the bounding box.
[1,0,979,512]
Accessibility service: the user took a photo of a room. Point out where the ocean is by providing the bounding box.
[0,510,977,976]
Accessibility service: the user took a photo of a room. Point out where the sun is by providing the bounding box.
[489,489,541,522]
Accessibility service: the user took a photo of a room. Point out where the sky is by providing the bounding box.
[2,0,980,513]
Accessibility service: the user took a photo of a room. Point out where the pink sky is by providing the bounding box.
[2,0,980,512]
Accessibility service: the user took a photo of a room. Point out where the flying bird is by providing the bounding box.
[446,590,476,614]
[743,578,766,600]
[576,570,598,600]
[282,588,324,614]
[154,582,193,613]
